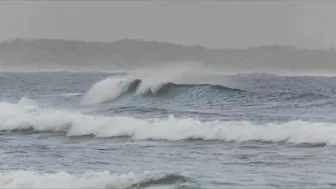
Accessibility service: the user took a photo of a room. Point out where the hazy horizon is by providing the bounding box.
[1,38,336,75]
[2,2,336,75]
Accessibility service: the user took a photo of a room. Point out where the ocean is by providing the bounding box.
[1,70,336,188]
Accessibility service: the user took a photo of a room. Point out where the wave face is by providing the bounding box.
[2,98,336,145]
[0,170,188,189]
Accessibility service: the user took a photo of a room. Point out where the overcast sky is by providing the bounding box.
[1,1,336,49]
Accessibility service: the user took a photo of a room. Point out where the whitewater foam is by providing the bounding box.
[80,69,190,104]
[0,170,187,189]
[3,98,336,145]
[80,77,132,105]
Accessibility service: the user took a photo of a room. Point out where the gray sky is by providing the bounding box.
[1,1,336,49]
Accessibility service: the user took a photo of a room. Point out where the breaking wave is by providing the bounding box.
[80,72,243,105]
[3,98,336,145]
[0,170,189,189]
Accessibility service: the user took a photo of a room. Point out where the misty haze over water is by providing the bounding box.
[1,38,336,75]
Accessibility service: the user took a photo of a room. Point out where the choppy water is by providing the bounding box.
[1,71,336,188]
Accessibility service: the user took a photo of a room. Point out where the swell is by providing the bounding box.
[140,82,245,93]
[127,174,190,189]
[125,80,246,96]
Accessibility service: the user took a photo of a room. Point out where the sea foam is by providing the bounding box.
[2,98,336,145]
